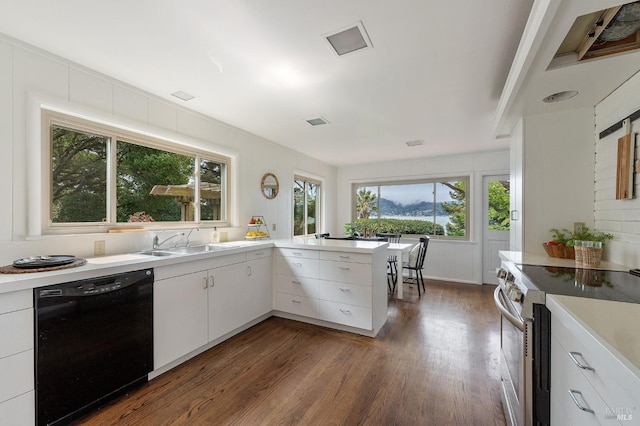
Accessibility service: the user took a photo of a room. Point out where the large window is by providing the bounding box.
[353,177,469,239]
[293,176,320,236]
[45,110,228,232]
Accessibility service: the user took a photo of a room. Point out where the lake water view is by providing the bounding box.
[380,215,451,226]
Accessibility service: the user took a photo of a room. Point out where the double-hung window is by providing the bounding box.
[293,176,321,236]
[44,110,229,233]
[353,177,469,239]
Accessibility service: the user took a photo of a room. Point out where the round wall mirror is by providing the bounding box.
[261,173,279,199]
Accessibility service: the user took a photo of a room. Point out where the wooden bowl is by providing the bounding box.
[542,243,575,259]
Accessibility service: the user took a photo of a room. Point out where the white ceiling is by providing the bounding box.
[2,1,638,166]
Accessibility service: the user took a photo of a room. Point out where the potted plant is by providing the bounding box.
[544,226,614,259]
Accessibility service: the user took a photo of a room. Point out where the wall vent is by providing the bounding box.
[324,21,373,56]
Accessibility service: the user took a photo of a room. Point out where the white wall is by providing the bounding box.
[522,107,596,254]
[337,151,510,284]
[0,35,336,264]
[595,69,640,267]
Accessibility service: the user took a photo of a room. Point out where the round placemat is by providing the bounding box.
[0,258,87,274]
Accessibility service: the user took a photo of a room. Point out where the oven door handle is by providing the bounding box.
[494,286,525,331]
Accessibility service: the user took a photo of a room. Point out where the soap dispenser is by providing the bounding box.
[211,227,220,243]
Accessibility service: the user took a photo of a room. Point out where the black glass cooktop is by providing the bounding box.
[518,264,640,304]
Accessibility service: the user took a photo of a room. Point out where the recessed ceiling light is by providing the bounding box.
[542,90,578,103]
[406,140,424,147]
[324,21,373,56]
[170,90,195,101]
[306,117,329,126]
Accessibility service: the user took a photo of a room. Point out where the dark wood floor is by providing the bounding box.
[77,280,506,426]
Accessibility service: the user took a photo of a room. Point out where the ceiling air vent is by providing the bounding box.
[170,90,195,101]
[324,21,373,56]
[306,117,329,126]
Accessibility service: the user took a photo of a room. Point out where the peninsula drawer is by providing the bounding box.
[275,275,320,299]
[319,251,371,264]
[275,293,317,318]
[276,256,320,278]
[316,282,372,308]
[276,248,319,259]
[246,249,272,261]
[317,300,372,330]
[319,261,371,285]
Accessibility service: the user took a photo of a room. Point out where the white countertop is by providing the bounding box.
[547,294,640,377]
[0,238,388,294]
[499,250,629,271]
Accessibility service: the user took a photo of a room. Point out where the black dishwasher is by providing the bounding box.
[34,268,154,426]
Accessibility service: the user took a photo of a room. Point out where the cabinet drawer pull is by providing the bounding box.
[339,255,350,259]
[292,252,303,256]
[203,277,209,289]
[339,309,352,315]
[569,352,595,371]
[293,262,303,267]
[339,267,351,271]
[254,251,265,256]
[210,277,215,288]
[291,280,301,285]
[339,288,351,293]
[568,389,594,414]
[291,299,301,304]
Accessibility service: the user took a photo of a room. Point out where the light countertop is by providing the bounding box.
[547,294,640,379]
[0,238,388,294]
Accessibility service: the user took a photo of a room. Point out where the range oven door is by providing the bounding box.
[494,286,530,426]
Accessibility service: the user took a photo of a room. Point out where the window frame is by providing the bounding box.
[293,174,322,237]
[41,109,231,234]
[351,176,471,240]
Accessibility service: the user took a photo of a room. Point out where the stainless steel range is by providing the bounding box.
[494,261,546,426]
[494,258,640,426]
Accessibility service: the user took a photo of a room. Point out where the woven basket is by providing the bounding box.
[581,247,602,267]
[542,243,575,259]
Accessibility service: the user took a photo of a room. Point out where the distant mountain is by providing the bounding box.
[379,198,446,216]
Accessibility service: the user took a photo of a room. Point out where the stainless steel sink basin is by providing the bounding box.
[168,244,230,254]
[139,249,180,257]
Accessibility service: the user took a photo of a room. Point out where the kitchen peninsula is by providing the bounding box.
[0,238,388,424]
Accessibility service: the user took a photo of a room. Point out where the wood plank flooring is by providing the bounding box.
[77,280,506,426]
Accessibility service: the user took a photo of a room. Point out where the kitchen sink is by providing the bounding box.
[168,244,230,254]
[139,249,181,257]
[139,244,230,256]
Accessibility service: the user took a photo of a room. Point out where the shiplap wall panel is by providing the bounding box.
[595,70,640,267]
[69,68,113,113]
[0,41,12,241]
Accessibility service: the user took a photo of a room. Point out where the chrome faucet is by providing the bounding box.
[153,232,185,249]
[185,227,199,247]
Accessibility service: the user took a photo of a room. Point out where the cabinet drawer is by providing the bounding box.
[0,290,32,314]
[275,275,320,299]
[0,349,33,404]
[319,261,370,285]
[246,249,272,261]
[319,251,371,264]
[275,293,317,318]
[552,312,640,411]
[317,300,372,330]
[0,391,34,425]
[276,248,319,259]
[276,256,319,278]
[0,308,33,359]
[551,336,611,426]
[316,282,372,308]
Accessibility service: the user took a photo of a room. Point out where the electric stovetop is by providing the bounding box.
[518,264,640,304]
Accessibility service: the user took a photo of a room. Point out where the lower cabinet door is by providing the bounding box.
[154,271,209,369]
[209,262,247,341]
[317,300,372,330]
[0,391,34,425]
[275,293,317,318]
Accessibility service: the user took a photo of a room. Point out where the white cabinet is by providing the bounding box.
[155,249,274,370]
[245,249,273,320]
[550,302,640,425]
[208,260,247,341]
[154,268,209,369]
[274,247,387,336]
[0,289,34,424]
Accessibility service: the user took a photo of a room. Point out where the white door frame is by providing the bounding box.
[482,174,510,285]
